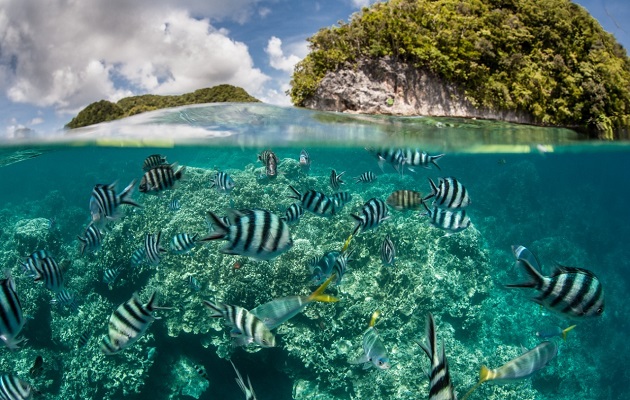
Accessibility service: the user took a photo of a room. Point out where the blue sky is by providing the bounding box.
[0,0,628,137]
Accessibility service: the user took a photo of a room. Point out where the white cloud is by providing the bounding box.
[350,0,379,8]
[29,117,43,125]
[0,1,269,114]
[265,36,303,73]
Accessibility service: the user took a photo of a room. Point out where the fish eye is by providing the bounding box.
[597,307,603,314]
[378,361,383,366]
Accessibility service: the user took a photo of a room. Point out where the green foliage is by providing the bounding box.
[289,0,630,136]
[66,84,259,129]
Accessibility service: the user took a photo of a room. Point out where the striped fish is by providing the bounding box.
[187,275,201,292]
[308,251,339,286]
[288,186,337,217]
[103,267,121,287]
[131,248,146,267]
[0,374,32,400]
[386,190,423,211]
[251,275,338,330]
[30,254,64,293]
[355,171,376,183]
[201,209,293,261]
[230,360,257,400]
[0,271,25,349]
[280,203,304,224]
[168,198,181,212]
[424,177,471,210]
[101,291,168,355]
[367,148,405,174]
[331,192,352,211]
[506,255,605,319]
[51,288,79,312]
[202,300,276,347]
[417,313,456,400]
[142,154,168,172]
[330,169,345,191]
[78,330,91,348]
[332,250,353,284]
[258,150,278,179]
[401,149,444,170]
[350,311,390,370]
[145,232,167,266]
[211,171,235,194]
[77,224,103,256]
[380,234,395,266]
[351,198,389,236]
[139,163,185,194]
[20,250,51,276]
[462,342,558,400]
[89,180,140,227]
[422,203,471,233]
[170,233,199,254]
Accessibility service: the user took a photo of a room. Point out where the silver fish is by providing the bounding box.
[350,311,390,370]
[535,325,576,340]
[299,149,311,173]
[479,341,558,382]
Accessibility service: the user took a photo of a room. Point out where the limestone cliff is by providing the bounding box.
[304,57,536,125]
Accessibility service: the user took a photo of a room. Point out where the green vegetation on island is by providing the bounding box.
[65,84,259,129]
[289,0,630,138]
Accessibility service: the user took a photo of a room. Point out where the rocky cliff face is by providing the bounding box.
[303,57,537,124]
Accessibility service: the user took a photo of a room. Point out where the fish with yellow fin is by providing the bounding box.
[350,311,390,370]
[461,341,557,400]
[250,275,338,329]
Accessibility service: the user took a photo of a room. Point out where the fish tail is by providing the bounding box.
[479,365,493,382]
[350,215,362,236]
[460,379,484,400]
[308,275,339,303]
[145,291,158,311]
[119,179,141,208]
[77,236,87,256]
[342,234,353,252]
[423,178,438,201]
[202,300,225,318]
[505,259,544,289]
[175,165,186,180]
[369,310,381,328]
[288,185,301,200]
[199,212,229,241]
[562,325,577,341]
[431,154,445,170]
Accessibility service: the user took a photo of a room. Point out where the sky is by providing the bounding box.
[0,0,628,137]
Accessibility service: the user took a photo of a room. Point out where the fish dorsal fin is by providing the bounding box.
[551,263,597,278]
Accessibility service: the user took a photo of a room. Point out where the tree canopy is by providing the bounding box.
[66,84,259,129]
[289,0,630,138]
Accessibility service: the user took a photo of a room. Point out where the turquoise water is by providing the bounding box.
[0,104,628,399]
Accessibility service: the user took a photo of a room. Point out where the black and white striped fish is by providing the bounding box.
[424,177,471,210]
[51,288,79,312]
[77,224,103,256]
[202,300,276,347]
[139,164,185,194]
[258,150,278,179]
[168,198,181,212]
[332,250,353,284]
[367,148,405,174]
[280,203,304,224]
[103,267,121,287]
[380,234,395,266]
[187,275,201,292]
[330,169,345,191]
[417,313,456,400]
[101,291,169,355]
[400,149,444,171]
[0,270,25,349]
[422,204,471,233]
[145,232,167,265]
[28,253,64,293]
[351,198,389,236]
[201,210,293,261]
[331,191,352,210]
[0,374,32,400]
[89,180,141,228]
[170,233,199,255]
[131,248,146,267]
[288,186,337,218]
[143,154,168,172]
[211,171,235,194]
[78,330,91,348]
[506,251,605,319]
[20,250,51,277]
[386,190,424,211]
[355,171,376,183]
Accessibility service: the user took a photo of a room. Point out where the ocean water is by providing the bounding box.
[0,103,628,400]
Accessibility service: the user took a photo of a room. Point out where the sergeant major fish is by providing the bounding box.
[139,163,185,194]
[416,313,456,400]
[90,180,140,228]
[422,203,471,234]
[350,311,390,370]
[400,149,444,171]
[101,291,171,355]
[145,232,167,265]
[250,275,338,330]
[351,198,389,236]
[367,148,405,174]
[258,150,278,179]
[505,250,605,319]
[331,192,352,211]
[26,253,64,293]
[280,203,304,224]
[0,270,25,349]
[103,267,121,288]
[168,198,181,212]
[211,171,235,194]
[77,224,103,256]
[51,288,79,312]
[288,186,337,218]
[381,234,395,266]
[170,233,199,255]
[202,300,275,347]
[461,341,558,400]
[330,169,345,191]
[142,154,168,172]
[201,209,293,261]
[355,171,376,183]
[0,374,32,400]
[424,177,471,210]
